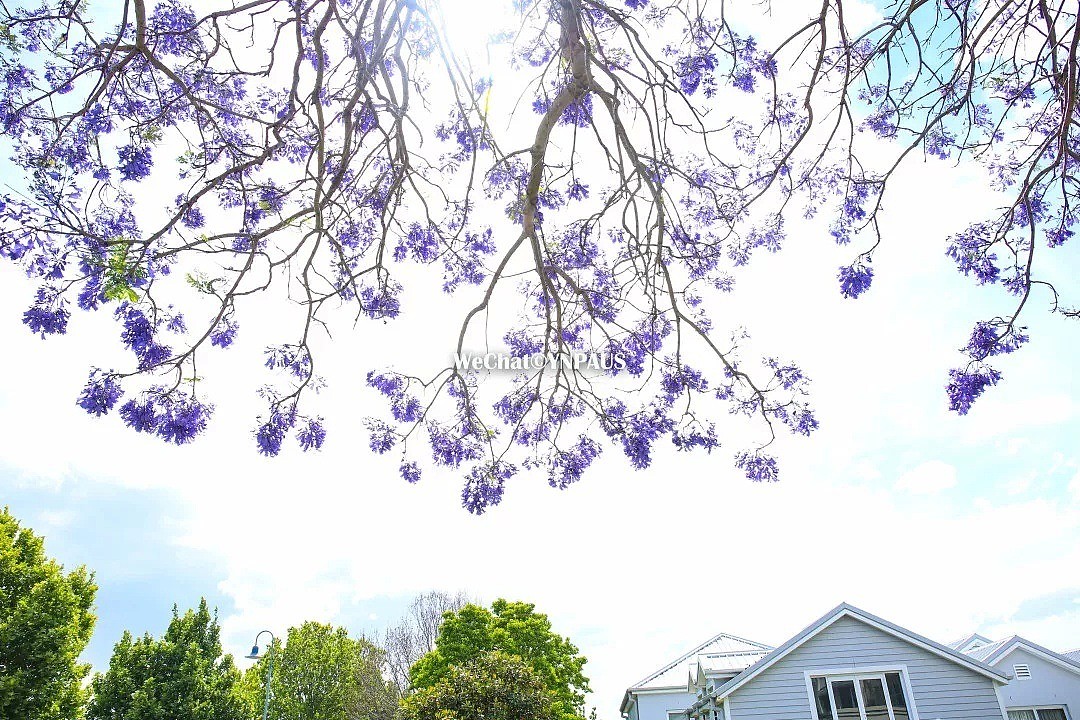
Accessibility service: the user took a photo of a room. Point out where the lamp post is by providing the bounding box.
[245,630,276,720]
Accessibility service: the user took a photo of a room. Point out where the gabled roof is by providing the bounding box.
[709,603,1008,703]
[963,635,1080,676]
[628,632,772,692]
[947,632,994,652]
[621,632,772,713]
[1066,648,1080,663]
[961,636,1011,663]
[687,649,774,691]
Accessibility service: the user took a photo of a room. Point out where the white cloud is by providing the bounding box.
[894,461,958,495]
[1003,473,1034,496]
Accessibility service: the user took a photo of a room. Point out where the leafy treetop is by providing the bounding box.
[401,650,561,720]
[410,598,589,720]
[0,506,97,720]
[86,598,247,720]
[241,621,398,720]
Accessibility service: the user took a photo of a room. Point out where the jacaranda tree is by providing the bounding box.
[1,0,1076,511]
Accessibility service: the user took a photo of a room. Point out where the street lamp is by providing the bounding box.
[245,630,276,720]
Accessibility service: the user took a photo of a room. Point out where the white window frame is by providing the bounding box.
[1006,707,1073,720]
[804,667,921,720]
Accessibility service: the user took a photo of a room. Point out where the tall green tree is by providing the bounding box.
[0,507,97,720]
[87,599,246,720]
[409,599,589,720]
[243,621,396,720]
[400,650,558,720]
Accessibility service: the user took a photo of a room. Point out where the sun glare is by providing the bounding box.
[436,0,519,65]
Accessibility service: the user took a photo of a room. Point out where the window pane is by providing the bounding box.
[885,673,909,720]
[812,677,835,720]
[1008,711,1037,720]
[831,680,861,720]
[1036,710,1068,720]
[860,679,889,720]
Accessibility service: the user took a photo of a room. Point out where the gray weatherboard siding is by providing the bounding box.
[631,690,696,720]
[994,647,1080,715]
[726,615,1005,720]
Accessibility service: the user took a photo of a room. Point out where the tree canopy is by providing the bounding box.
[401,650,561,720]
[380,590,471,695]
[0,507,97,720]
[410,598,589,720]
[241,621,397,720]
[1,0,1076,511]
[86,599,246,720]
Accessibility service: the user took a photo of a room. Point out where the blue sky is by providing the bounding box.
[2,0,1080,716]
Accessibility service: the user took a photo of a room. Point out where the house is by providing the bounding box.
[623,603,1021,720]
[957,634,1080,720]
[620,632,772,720]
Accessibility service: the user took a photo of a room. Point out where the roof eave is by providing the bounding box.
[712,603,1008,702]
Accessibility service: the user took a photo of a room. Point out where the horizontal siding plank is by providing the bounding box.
[728,616,1004,720]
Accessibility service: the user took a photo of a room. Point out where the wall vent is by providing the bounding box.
[1013,664,1032,680]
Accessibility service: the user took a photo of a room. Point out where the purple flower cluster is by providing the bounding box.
[531,89,594,128]
[548,436,601,489]
[838,263,873,299]
[427,418,485,468]
[296,417,327,451]
[394,223,440,263]
[265,344,312,378]
[964,322,1028,360]
[946,222,999,285]
[23,286,69,337]
[210,317,239,348]
[118,389,213,445]
[671,423,719,452]
[118,305,172,369]
[674,50,718,97]
[568,181,589,201]
[734,451,779,482]
[442,229,494,293]
[461,462,516,514]
[732,37,776,94]
[359,283,401,319]
[148,1,201,56]
[117,145,153,182]
[435,111,489,160]
[254,405,325,455]
[608,408,676,469]
[829,181,881,244]
[255,409,291,456]
[400,461,422,484]
[77,371,123,416]
[660,365,708,405]
[367,420,397,454]
[946,367,1001,415]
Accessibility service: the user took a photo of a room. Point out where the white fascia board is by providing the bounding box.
[986,640,1080,677]
[713,604,1007,702]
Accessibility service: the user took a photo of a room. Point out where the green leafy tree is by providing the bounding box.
[86,599,246,720]
[0,507,97,720]
[243,621,396,720]
[409,599,589,720]
[401,650,559,720]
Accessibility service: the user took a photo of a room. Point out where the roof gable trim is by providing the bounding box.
[984,639,1080,677]
[714,604,1008,701]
